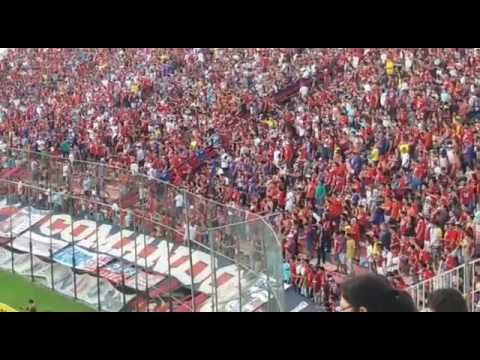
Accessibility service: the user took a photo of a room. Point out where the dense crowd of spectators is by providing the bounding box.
[2,48,480,310]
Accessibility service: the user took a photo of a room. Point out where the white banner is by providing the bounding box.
[0,207,49,238]
[11,232,69,258]
[290,301,309,312]
[124,271,165,291]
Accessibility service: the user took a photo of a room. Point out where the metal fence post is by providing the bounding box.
[184,192,196,312]
[95,207,102,312]
[166,229,173,312]
[140,190,148,313]
[208,229,218,312]
[120,224,127,307]
[71,206,78,300]
[49,188,55,290]
[261,225,273,312]
[420,284,425,310]
[133,215,139,312]
[472,262,476,312]
[235,226,243,313]
[464,262,470,298]
[143,228,150,313]
[10,203,14,274]
[28,201,34,282]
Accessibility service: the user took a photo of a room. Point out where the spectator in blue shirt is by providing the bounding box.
[463,143,476,171]
[372,206,385,226]
[379,224,392,251]
[349,154,363,175]
[283,260,292,284]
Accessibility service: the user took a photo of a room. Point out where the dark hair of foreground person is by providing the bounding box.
[340,273,417,312]
[427,288,468,312]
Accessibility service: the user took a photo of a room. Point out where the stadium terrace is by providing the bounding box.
[0,48,480,312]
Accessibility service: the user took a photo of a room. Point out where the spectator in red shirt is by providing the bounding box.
[313,266,326,304]
[328,197,343,221]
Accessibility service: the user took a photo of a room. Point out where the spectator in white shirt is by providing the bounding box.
[183,222,197,244]
[62,162,70,185]
[130,162,139,176]
[299,85,309,98]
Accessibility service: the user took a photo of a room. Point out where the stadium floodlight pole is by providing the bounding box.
[71,202,77,300]
[95,206,101,312]
[183,192,196,312]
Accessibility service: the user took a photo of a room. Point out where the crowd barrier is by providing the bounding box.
[407,258,480,312]
[0,148,285,312]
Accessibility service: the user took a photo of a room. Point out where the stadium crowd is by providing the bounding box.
[1,48,480,310]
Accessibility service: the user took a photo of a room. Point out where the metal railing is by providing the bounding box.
[407,258,480,312]
[0,148,285,312]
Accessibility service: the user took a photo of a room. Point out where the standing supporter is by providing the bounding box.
[313,266,325,304]
[346,230,356,275]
